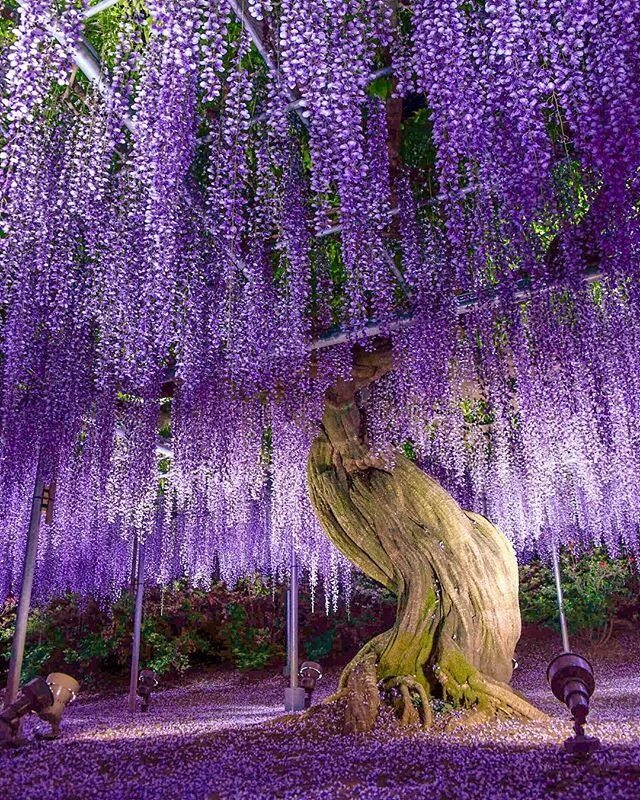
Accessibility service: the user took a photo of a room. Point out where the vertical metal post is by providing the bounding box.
[4,477,45,708]
[128,538,146,712]
[550,537,571,653]
[289,545,299,690]
[283,541,305,711]
[130,530,139,596]
[283,585,291,676]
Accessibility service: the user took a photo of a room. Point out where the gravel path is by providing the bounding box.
[1,630,639,800]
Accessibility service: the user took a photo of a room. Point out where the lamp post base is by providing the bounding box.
[564,733,600,758]
[284,688,306,712]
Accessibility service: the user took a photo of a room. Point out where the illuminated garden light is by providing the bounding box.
[0,673,79,745]
[137,670,159,713]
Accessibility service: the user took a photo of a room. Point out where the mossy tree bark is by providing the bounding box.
[307,342,544,732]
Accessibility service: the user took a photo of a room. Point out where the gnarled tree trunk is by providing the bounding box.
[307,342,544,732]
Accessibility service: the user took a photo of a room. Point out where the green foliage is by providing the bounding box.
[532,159,595,251]
[400,108,436,179]
[85,1,151,69]
[300,574,397,663]
[366,74,393,101]
[520,548,637,634]
[401,440,417,461]
[22,642,57,681]
[310,238,348,326]
[0,580,288,686]
[304,628,335,662]
[0,604,16,668]
[222,603,277,671]
[141,625,191,675]
[1,552,636,688]
[553,158,592,222]
[0,3,17,52]
[460,397,494,426]
[75,631,112,662]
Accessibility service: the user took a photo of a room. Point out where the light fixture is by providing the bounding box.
[137,669,158,712]
[299,661,322,709]
[0,673,79,745]
[36,672,80,739]
[547,652,600,757]
[0,677,53,744]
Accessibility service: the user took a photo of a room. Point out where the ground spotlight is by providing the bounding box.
[547,652,600,757]
[37,673,80,739]
[299,661,322,709]
[1,677,53,744]
[0,672,78,744]
[137,669,158,712]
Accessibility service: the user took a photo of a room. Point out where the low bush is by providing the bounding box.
[519,547,638,636]
[0,549,636,687]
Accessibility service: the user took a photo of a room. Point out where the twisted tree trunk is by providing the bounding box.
[307,342,543,732]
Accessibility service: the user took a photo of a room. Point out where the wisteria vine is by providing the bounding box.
[0,0,639,602]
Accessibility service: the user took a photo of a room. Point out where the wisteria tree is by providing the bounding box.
[1,0,639,732]
[308,342,547,730]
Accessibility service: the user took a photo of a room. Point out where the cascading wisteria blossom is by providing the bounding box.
[367,279,640,558]
[278,0,397,335]
[1,0,640,602]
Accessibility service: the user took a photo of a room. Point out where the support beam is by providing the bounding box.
[4,477,45,709]
[310,265,604,351]
[129,530,139,596]
[283,584,291,677]
[289,546,299,691]
[53,30,135,133]
[128,537,146,712]
[310,313,412,352]
[84,0,121,20]
[229,0,279,76]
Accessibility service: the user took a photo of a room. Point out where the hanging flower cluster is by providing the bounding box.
[1,1,640,601]
[407,0,640,290]
[367,279,640,558]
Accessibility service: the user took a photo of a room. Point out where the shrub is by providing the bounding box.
[1,549,636,688]
[519,548,638,634]
[222,603,278,671]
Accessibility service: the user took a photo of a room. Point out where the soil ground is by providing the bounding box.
[1,627,639,800]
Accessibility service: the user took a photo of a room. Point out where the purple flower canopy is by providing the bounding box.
[0,1,639,601]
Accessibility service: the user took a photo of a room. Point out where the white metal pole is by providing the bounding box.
[289,544,299,690]
[550,538,571,653]
[4,477,45,707]
[284,585,291,676]
[128,539,146,712]
[130,530,139,596]
[84,0,121,19]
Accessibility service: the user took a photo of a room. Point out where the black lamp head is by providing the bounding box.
[137,669,159,711]
[1,677,54,743]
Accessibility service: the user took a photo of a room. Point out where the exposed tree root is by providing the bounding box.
[324,634,544,734]
[382,674,432,728]
[433,648,545,721]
